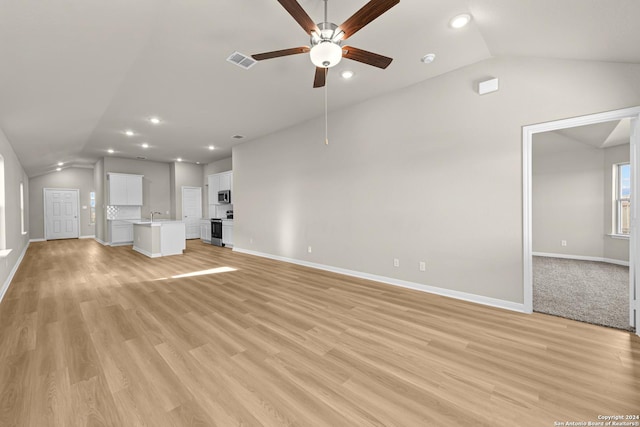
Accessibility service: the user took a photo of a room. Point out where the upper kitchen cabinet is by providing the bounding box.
[208,171,232,205]
[108,173,143,206]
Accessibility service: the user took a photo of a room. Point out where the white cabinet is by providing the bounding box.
[222,220,233,247]
[200,220,211,243]
[207,174,219,205]
[109,221,134,245]
[207,171,233,205]
[108,173,143,206]
[219,173,231,192]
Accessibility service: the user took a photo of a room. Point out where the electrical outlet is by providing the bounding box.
[393,258,400,267]
[308,246,312,253]
[561,240,567,247]
[419,261,426,271]
[249,238,253,244]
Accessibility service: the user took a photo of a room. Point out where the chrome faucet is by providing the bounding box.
[150,211,162,222]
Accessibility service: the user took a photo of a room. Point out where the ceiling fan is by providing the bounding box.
[252,0,399,88]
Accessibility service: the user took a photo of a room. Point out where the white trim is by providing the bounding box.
[79,235,96,239]
[608,234,630,240]
[533,252,629,267]
[133,246,161,258]
[94,238,109,246]
[523,106,640,326]
[233,247,525,313]
[0,249,12,258]
[29,238,45,243]
[0,242,29,303]
[110,242,132,247]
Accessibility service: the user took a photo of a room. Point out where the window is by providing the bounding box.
[20,182,26,234]
[614,163,631,236]
[90,191,96,224]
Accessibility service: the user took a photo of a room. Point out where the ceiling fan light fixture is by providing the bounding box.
[310,41,342,68]
[331,29,345,42]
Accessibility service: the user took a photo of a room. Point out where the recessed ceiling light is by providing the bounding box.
[341,70,354,79]
[196,162,200,165]
[57,162,64,166]
[142,142,149,148]
[108,149,115,154]
[56,167,62,172]
[149,117,161,125]
[125,130,134,136]
[449,13,471,29]
[421,53,436,64]
[177,158,182,162]
[208,145,215,150]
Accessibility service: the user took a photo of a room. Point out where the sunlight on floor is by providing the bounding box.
[170,266,238,279]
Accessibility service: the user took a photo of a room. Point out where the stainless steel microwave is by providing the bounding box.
[218,190,231,204]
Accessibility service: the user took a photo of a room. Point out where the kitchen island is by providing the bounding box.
[132,220,186,257]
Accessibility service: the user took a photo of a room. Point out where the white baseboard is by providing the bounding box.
[233,247,525,313]
[31,236,97,242]
[533,252,629,267]
[0,242,30,304]
[133,246,161,258]
[95,238,109,246]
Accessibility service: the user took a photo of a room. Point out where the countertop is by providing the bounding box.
[132,219,185,227]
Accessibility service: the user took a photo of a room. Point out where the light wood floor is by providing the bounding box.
[1,239,639,426]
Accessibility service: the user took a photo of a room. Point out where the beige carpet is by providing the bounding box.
[533,256,630,330]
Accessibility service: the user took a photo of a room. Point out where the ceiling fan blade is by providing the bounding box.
[339,0,399,40]
[313,67,327,88]
[252,47,310,61]
[342,46,393,69]
[277,0,320,35]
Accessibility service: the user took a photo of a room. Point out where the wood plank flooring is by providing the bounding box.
[1,239,639,426]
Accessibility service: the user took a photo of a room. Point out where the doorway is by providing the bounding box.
[44,188,79,240]
[532,123,630,329]
[523,107,640,335]
[182,186,202,239]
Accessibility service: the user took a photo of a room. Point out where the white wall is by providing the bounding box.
[29,167,95,240]
[532,132,605,257]
[533,132,630,262]
[233,57,640,305]
[0,126,29,299]
[94,159,105,243]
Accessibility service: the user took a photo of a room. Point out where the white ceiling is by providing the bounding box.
[556,119,631,149]
[1,0,639,177]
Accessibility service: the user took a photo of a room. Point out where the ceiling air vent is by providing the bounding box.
[226,51,257,70]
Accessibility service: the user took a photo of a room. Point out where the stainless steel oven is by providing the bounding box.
[210,218,224,247]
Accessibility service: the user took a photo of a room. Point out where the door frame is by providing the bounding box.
[43,188,80,240]
[522,106,640,335]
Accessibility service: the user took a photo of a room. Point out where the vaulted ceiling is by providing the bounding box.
[1,0,639,177]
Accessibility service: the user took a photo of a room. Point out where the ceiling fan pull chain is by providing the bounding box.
[325,68,329,145]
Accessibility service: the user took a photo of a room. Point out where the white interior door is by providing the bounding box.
[44,189,79,240]
[182,186,202,239]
